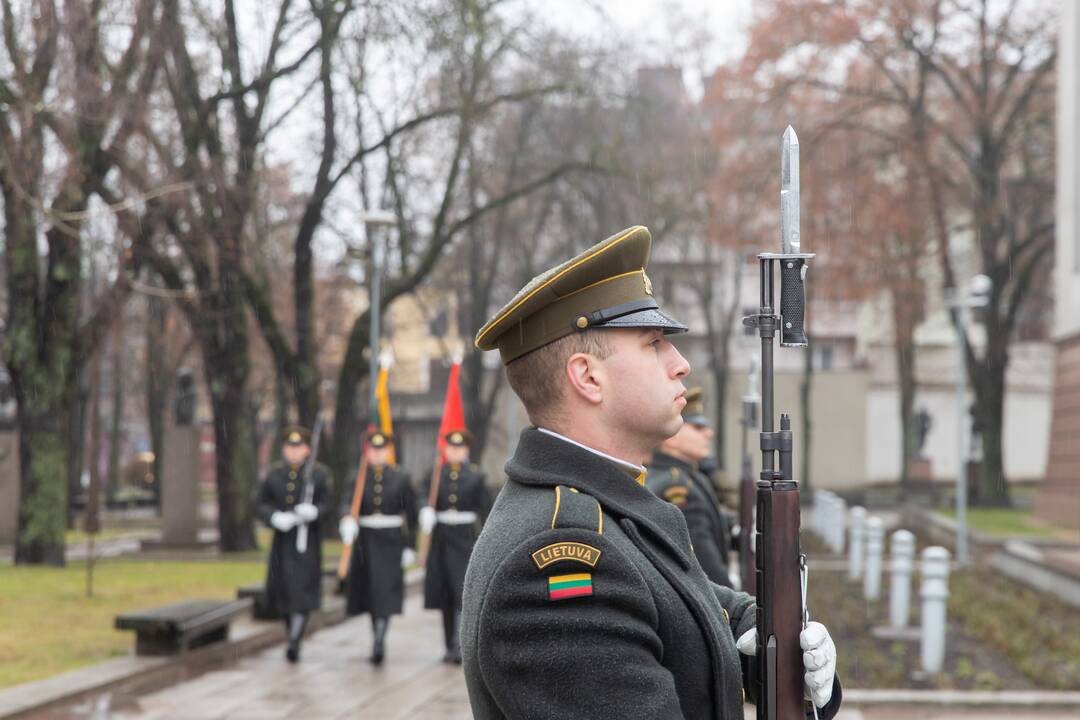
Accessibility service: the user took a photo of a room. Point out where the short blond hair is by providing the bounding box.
[505,330,612,425]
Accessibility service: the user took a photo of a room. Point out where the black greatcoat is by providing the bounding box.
[422,462,492,611]
[255,462,334,616]
[646,451,734,587]
[343,464,418,617]
[461,428,842,720]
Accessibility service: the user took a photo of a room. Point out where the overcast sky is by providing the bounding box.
[545,0,756,97]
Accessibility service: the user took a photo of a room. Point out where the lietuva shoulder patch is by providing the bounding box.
[532,541,601,570]
[531,485,604,573]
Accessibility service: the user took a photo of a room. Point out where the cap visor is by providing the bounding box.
[592,307,687,334]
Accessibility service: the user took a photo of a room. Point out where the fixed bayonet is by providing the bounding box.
[743,126,816,719]
[761,125,814,347]
[780,126,800,254]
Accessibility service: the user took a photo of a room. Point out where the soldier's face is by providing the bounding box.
[669,421,712,462]
[282,444,310,466]
[599,328,690,443]
[366,445,391,466]
[445,445,469,464]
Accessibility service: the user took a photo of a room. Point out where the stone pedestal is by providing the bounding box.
[0,431,19,544]
[905,458,938,505]
[161,425,200,546]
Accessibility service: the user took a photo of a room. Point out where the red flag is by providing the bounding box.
[436,362,466,459]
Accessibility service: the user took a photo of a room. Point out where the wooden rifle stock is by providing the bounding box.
[417,458,443,568]
[337,453,370,580]
[754,474,805,719]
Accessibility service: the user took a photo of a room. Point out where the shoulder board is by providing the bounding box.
[549,484,604,535]
[530,485,604,576]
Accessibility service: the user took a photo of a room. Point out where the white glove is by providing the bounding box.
[270,511,298,532]
[736,622,837,708]
[419,506,436,534]
[339,516,359,544]
[295,502,319,523]
[800,621,837,708]
[736,627,757,656]
[401,548,417,568]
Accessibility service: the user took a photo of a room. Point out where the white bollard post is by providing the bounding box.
[863,516,885,601]
[848,506,866,579]
[833,496,847,555]
[813,492,824,537]
[889,530,916,629]
[920,546,951,673]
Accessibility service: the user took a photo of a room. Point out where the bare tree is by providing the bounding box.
[1,0,157,564]
[744,0,1057,505]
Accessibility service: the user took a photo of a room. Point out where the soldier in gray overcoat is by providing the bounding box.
[461,226,843,719]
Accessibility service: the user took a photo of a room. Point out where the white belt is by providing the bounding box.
[357,514,404,529]
[436,510,478,525]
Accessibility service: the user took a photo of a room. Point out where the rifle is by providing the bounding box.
[337,449,370,580]
[742,126,816,720]
[296,415,325,554]
[417,457,443,568]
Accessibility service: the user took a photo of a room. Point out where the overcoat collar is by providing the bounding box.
[506,427,694,568]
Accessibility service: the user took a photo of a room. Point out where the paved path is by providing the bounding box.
[61,595,471,720]
[48,591,1077,720]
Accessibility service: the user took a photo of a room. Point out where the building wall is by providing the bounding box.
[719,368,870,492]
[1037,0,1080,529]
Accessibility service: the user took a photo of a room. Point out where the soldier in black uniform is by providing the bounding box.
[418,430,492,663]
[254,425,334,663]
[338,430,418,664]
[461,226,842,719]
[647,387,735,587]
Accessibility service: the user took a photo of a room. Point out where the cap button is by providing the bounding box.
[575,316,588,329]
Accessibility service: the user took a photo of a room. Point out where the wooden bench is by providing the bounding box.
[115,599,252,656]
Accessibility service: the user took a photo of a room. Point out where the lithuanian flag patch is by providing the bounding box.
[548,573,593,601]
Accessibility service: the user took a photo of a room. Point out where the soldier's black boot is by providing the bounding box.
[286,612,308,663]
[442,609,462,664]
[371,617,389,665]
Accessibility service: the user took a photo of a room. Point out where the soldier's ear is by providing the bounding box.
[564,352,604,407]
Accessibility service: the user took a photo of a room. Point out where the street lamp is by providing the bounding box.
[361,210,397,422]
[944,273,991,565]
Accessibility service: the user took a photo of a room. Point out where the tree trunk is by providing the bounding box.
[206,362,258,551]
[106,325,125,500]
[7,200,83,566]
[973,329,1011,507]
[145,294,167,514]
[202,260,258,552]
[892,290,918,501]
[329,313,371,503]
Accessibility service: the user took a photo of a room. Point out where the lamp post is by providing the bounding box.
[361,210,397,421]
[944,273,991,566]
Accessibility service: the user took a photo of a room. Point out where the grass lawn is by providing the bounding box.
[0,557,266,689]
[936,507,1059,538]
